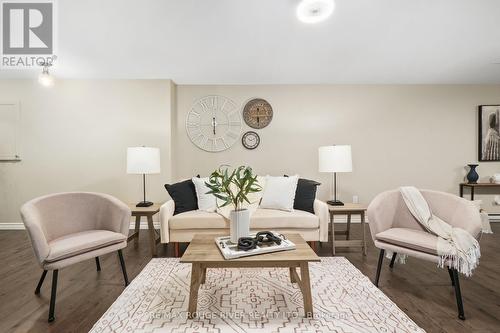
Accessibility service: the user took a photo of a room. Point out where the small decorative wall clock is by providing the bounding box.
[186,95,242,152]
[243,98,273,129]
[242,131,260,150]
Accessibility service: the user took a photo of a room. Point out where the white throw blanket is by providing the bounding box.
[397,187,481,277]
[471,200,493,234]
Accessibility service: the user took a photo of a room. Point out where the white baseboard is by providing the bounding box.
[0,221,160,230]
[333,216,363,223]
[0,223,25,230]
[130,221,161,229]
[488,214,500,222]
[0,217,497,230]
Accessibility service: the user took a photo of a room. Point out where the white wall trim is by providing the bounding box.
[130,221,161,229]
[0,223,25,230]
[0,221,160,230]
[1,217,497,230]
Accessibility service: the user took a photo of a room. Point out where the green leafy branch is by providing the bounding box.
[205,165,262,211]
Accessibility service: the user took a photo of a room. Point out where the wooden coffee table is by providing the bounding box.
[180,233,320,319]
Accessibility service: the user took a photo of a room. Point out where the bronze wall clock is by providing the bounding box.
[243,98,273,129]
[242,131,260,150]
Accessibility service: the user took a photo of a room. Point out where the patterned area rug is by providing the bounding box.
[90,257,424,332]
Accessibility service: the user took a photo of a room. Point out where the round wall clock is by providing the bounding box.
[186,95,242,152]
[243,98,273,129]
[242,131,260,150]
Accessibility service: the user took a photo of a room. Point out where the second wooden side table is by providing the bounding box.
[127,203,161,257]
[329,203,367,256]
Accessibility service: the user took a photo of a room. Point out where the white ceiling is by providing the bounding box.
[2,0,500,84]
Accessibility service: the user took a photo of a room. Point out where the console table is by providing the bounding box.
[459,182,500,200]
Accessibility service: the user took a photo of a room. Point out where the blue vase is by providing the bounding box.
[466,164,479,184]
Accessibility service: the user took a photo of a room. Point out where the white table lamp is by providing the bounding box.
[127,147,160,207]
[318,145,352,206]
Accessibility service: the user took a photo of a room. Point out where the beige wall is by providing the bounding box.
[173,85,500,213]
[2,81,500,225]
[0,79,173,224]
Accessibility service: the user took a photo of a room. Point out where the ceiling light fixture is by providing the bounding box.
[38,56,56,87]
[296,0,335,24]
[38,66,54,87]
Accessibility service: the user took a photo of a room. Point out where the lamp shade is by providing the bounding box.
[318,145,352,173]
[127,147,160,174]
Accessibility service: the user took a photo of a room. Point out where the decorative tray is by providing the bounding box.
[215,232,296,260]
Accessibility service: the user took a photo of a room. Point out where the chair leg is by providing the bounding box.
[374,249,385,287]
[48,270,58,322]
[95,257,101,272]
[35,270,48,294]
[117,249,129,286]
[451,269,465,320]
[447,268,455,286]
[389,253,397,269]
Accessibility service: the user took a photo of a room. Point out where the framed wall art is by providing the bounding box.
[479,105,500,161]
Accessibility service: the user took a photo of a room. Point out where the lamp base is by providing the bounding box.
[136,201,154,207]
[327,200,345,206]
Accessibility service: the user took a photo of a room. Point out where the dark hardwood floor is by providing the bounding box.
[0,224,499,333]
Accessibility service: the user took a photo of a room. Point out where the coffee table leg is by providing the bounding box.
[201,267,207,284]
[188,263,202,319]
[289,267,296,283]
[300,262,313,317]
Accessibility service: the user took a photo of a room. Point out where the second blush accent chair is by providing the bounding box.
[20,192,131,322]
[367,189,482,320]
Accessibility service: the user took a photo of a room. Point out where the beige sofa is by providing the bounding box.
[159,199,329,253]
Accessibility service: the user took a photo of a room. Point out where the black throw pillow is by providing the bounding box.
[164,179,199,215]
[285,176,321,214]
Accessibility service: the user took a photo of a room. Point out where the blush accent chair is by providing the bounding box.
[367,189,482,320]
[20,192,131,322]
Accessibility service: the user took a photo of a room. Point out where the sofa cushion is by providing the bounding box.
[170,210,229,229]
[375,228,438,255]
[169,208,318,230]
[46,230,126,263]
[251,208,319,229]
[165,179,199,215]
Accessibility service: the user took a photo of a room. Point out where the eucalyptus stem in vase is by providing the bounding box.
[205,165,261,243]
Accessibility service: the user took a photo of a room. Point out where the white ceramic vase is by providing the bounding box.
[229,209,250,243]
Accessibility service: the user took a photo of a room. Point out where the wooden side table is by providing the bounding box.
[329,203,367,256]
[127,203,161,257]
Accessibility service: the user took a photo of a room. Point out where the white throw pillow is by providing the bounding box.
[192,177,217,212]
[246,175,266,205]
[259,175,298,212]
